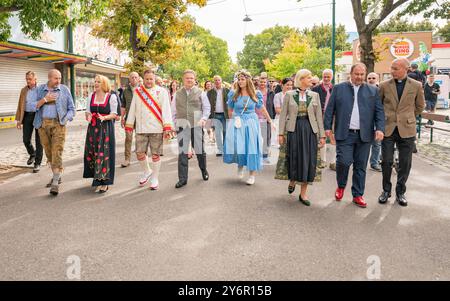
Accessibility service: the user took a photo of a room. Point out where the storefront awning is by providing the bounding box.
[0,41,87,64]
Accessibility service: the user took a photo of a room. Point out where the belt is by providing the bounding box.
[349,129,360,133]
[43,118,58,121]
[215,112,225,114]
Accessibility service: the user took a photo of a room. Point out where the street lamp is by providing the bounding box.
[243,15,252,22]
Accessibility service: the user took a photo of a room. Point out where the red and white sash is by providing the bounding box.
[135,86,163,126]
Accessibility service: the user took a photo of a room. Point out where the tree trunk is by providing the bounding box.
[358,30,376,73]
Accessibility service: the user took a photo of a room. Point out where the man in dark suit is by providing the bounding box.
[324,63,385,208]
[378,58,425,207]
[207,75,230,157]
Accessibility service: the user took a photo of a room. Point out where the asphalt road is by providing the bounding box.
[0,136,449,280]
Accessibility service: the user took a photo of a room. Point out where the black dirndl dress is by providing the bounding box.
[286,100,320,184]
[83,93,116,186]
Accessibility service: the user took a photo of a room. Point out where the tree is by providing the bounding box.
[377,15,435,33]
[0,0,108,41]
[298,0,448,72]
[436,21,450,42]
[347,0,449,72]
[162,38,210,82]
[302,23,351,52]
[237,25,298,76]
[186,23,234,81]
[264,32,335,79]
[92,0,206,73]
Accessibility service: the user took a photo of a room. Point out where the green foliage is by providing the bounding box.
[185,23,234,81]
[0,0,108,41]
[92,0,206,73]
[436,21,450,42]
[302,23,351,51]
[162,38,211,82]
[264,32,337,80]
[376,15,435,33]
[237,25,298,76]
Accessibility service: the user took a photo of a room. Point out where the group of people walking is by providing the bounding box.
[15,57,426,208]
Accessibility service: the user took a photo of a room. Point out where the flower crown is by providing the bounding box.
[235,69,252,79]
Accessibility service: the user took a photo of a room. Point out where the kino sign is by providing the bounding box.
[390,38,414,59]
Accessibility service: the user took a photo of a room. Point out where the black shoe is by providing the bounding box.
[202,170,209,181]
[378,191,391,204]
[299,195,311,206]
[33,164,40,173]
[288,184,296,194]
[216,153,223,157]
[175,181,187,189]
[27,155,35,165]
[412,144,418,154]
[396,194,408,207]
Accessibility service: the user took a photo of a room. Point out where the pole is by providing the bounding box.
[331,0,336,84]
[68,22,76,107]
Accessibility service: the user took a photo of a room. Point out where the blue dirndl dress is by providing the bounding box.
[223,90,264,172]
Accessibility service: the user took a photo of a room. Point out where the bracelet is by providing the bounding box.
[43,98,48,103]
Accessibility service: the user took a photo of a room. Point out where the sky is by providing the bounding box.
[188,0,446,62]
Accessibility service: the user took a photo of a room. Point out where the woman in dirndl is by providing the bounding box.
[224,70,274,185]
[276,69,326,206]
[83,74,118,193]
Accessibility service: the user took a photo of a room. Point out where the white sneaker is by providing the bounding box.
[237,166,244,179]
[150,178,159,190]
[139,172,152,186]
[246,176,255,185]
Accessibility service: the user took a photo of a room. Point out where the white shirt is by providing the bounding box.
[86,93,118,115]
[125,85,173,133]
[214,88,224,113]
[172,87,211,122]
[349,84,361,130]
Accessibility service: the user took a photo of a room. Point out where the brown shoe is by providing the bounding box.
[50,184,59,196]
[121,160,130,168]
[329,163,336,171]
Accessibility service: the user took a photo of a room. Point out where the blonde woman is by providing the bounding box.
[83,75,118,193]
[277,69,326,206]
[224,70,274,185]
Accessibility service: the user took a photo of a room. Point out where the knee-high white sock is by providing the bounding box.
[151,160,161,182]
[139,156,152,174]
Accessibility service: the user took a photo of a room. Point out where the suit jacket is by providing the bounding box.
[312,83,333,113]
[379,77,425,138]
[207,87,230,119]
[279,89,325,138]
[15,86,30,124]
[266,90,276,120]
[324,82,385,143]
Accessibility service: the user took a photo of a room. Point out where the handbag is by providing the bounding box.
[234,97,251,129]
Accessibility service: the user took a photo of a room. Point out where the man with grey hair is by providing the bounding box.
[120,71,140,167]
[34,69,75,196]
[313,69,335,170]
[367,72,382,172]
[378,58,425,207]
[15,71,43,173]
[173,69,211,188]
[207,75,230,156]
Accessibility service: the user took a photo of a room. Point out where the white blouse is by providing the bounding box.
[86,93,118,114]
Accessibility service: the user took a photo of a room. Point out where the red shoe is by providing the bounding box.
[352,196,367,208]
[335,187,345,201]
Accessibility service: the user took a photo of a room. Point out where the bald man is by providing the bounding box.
[34,69,75,196]
[120,71,140,167]
[377,58,425,207]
